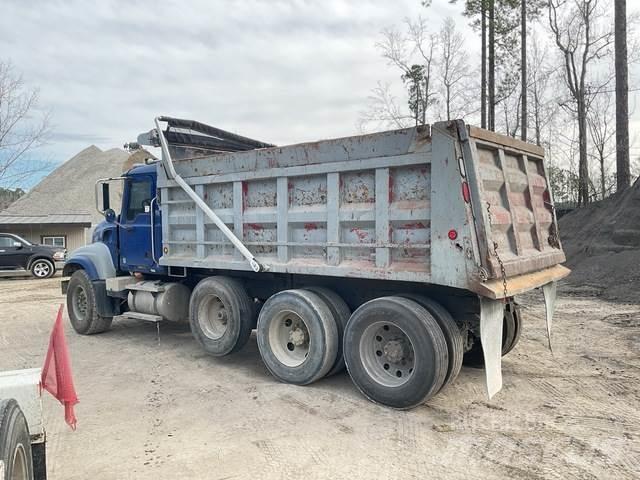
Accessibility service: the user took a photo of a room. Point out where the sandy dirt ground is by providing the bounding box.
[0,276,638,479]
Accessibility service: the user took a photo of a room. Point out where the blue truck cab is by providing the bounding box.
[94,163,164,276]
[62,162,165,320]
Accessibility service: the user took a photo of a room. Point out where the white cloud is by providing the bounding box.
[1,0,638,187]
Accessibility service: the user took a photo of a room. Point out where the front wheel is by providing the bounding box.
[30,259,54,279]
[66,269,112,334]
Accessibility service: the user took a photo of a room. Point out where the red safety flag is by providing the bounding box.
[41,304,79,430]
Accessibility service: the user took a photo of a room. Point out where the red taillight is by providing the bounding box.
[448,229,458,240]
[462,181,471,203]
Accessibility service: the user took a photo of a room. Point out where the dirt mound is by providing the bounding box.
[559,178,640,302]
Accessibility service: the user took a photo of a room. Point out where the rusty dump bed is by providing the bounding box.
[157,120,568,297]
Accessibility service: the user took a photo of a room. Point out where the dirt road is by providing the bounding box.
[0,277,638,479]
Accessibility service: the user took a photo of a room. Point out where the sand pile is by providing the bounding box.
[559,178,640,302]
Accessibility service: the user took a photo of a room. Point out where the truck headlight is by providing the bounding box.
[53,251,66,261]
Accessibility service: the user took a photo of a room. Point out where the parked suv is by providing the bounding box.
[0,233,65,279]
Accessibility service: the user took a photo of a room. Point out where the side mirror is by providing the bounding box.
[102,183,110,211]
[104,208,116,223]
[13,241,23,249]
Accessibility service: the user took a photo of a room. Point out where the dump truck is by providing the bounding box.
[62,117,569,409]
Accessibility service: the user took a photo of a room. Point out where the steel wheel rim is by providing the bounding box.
[359,321,415,387]
[199,294,228,340]
[72,285,88,321]
[268,309,310,367]
[33,261,50,277]
[11,443,28,480]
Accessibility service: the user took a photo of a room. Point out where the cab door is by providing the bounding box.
[119,176,159,273]
[0,234,28,269]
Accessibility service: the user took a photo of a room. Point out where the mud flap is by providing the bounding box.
[480,297,504,399]
[542,281,557,352]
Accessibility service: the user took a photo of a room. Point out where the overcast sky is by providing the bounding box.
[1,0,638,188]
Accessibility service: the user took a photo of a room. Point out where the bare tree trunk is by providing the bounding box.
[615,0,630,191]
[481,1,487,129]
[488,0,496,131]
[534,88,542,146]
[600,152,606,199]
[521,0,527,141]
[578,100,589,205]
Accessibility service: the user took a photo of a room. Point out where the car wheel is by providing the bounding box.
[30,259,54,279]
[0,398,34,480]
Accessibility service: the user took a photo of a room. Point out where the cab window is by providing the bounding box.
[0,236,15,247]
[126,179,152,221]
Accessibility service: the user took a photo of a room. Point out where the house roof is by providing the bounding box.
[2,146,131,224]
[0,214,92,225]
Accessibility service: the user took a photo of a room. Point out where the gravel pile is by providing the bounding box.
[559,178,640,302]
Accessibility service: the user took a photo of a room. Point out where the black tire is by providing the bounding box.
[344,296,448,409]
[501,302,522,356]
[30,258,54,279]
[67,269,112,335]
[303,287,351,377]
[257,289,339,385]
[189,276,253,356]
[399,294,463,392]
[463,302,522,367]
[0,399,34,480]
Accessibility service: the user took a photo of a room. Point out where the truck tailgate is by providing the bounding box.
[465,126,566,280]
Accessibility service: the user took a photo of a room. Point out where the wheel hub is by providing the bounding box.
[383,339,405,363]
[289,327,307,346]
[198,295,228,340]
[73,286,88,321]
[360,321,416,387]
[268,311,310,367]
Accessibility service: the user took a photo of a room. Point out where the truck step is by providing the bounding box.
[125,281,166,293]
[113,311,163,323]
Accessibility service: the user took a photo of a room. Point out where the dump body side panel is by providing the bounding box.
[156,121,566,294]
[158,127,437,283]
[429,123,483,290]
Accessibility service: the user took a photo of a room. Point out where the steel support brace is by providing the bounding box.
[542,281,557,352]
[154,117,266,272]
[480,297,504,399]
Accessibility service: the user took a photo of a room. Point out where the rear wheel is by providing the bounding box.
[501,302,522,356]
[463,302,523,367]
[344,296,448,409]
[30,259,54,279]
[303,287,351,377]
[189,276,253,356]
[399,294,464,391]
[257,289,338,385]
[0,399,34,480]
[67,269,112,334]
